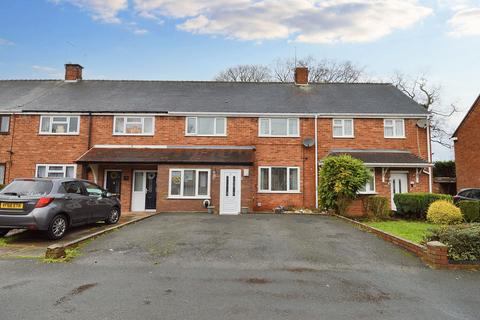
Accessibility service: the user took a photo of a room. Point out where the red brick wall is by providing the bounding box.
[2,114,430,214]
[455,98,480,190]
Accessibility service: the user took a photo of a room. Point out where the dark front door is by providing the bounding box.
[145,172,157,210]
[105,170,121,198]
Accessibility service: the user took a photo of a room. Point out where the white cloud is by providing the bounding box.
[132,0,432,43]
[52,0,128,23]
[448,7,480,37]
[32,65,62,78]
[0,38,14,46]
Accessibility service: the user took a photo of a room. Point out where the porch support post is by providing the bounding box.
[89,164,99,184]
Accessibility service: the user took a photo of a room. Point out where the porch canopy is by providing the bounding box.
[322,149,432,168]
[76,146,255,165]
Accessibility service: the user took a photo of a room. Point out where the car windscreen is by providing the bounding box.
[0,180,53,197]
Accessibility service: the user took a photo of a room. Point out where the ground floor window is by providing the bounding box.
[259,166,299,192]
[169,169,210,198]
[359,168,376,194]
[0,164,5,184]
[36,164,76,178]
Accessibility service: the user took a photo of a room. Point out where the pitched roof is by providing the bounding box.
[452,94,480,138]
[0,80,428,115]
[323,149,431,167]
[76,147,255,165]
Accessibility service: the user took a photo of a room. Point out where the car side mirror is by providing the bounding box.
[103,191,113,198]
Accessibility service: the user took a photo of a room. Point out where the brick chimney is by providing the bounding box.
[65,64,83,81]
[294,67,309,85]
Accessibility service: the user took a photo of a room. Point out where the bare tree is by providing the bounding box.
[271,57,365,83]
[392,72,458,148]
[214,65,271,82]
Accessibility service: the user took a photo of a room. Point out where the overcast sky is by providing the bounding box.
[1,0,479,160]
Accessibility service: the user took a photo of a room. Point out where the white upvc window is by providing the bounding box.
[186,117,226,136]
[332,119,354,138]
[259,166,300,193]
[358,168,376,194]
[259,118,299,137]
[0,116,10,133]
[0,163,5,184]
[36,164,76,178]
[168,169,211,199]
[384,119,405,138]
[113,116,154,135]
[39,115,80,135]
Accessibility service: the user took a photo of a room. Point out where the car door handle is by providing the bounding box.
[65,196,72,200]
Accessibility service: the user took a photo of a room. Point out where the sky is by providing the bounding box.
[0,0,479,161]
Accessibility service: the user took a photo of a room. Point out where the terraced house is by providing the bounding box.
[0,64,432,215]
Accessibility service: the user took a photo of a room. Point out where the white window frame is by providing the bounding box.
[384,119,405,139]
[258,118,300,137]
[0,115,10,133]
[168,168,211,199]
[0,163,5,184]
[185,116,227,136]
[113,116,155,136]
[332,119,354,138]
[358,168,376,194]
[258,166,300,193]
[39,115,80,135]
[35,164,77,178]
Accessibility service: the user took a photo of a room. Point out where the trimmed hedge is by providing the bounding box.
[427,200,463,225]
[363,196,390,220]
[458,201,480,223]
[394,192,453,219]
[425,224,480,261]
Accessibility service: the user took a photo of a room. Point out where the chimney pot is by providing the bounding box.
[65,64,83,81]
[294,67,309,85]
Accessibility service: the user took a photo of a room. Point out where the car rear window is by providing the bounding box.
[0,180,53,197]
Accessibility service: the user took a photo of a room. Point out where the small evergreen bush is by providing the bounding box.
[425,224,480,261]
[394,193,453,219]
[363,196,390,220]
[458,201,480,223]
[427,200,463,225]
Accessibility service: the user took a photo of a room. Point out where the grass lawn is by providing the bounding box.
[365,220,438,244]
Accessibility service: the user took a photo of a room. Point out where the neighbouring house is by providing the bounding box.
[0,64,432,216]
[432,161,456,195]
[453,95,480,191]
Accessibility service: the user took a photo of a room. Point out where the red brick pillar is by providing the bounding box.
[426,241,449,268]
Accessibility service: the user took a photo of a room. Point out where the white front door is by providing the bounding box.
[131,170,157,212]
[390,172,408,210]
[220,169,241,215]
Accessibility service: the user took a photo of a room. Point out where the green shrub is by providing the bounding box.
[427,200,463,225]
[458,201,480,223]
[363,196,390,220]
[425,224,480,261]
[433,161,455,178]
[0,184,4,191]
[318,155,370,215]
[394,192,453,219]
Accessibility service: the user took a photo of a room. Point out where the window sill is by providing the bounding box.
[257,191,302,194]
[384,136,406,139]
[112,133,154,136]
[185,134,227,137]
[38,133,80,136]
[167,196,211,200]
[258,135,300,138]
[332,136,355,139]
[358,192,378,195]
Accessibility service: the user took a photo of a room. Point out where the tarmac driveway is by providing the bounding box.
[0,214,479,320]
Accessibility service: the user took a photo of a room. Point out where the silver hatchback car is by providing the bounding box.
[0,178,121,240]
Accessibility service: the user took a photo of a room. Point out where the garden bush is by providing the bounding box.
[427,200,463,225]
[363,196,390,220]
[394,192,453,219]
[458,200,480,223]
[318,155,370,215]
[425,224,480,261]
[0,184,4,191]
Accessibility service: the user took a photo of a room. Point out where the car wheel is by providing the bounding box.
[0,228,10,237]
[46,215,68,240]
[105,207,121,225]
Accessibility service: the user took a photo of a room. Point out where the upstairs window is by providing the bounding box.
[0,116,10,133]
[40,115,79,135]
[186,117,226,136]
[358,168,376,194]
[114,116,154,135]
[384,119,405,138]
[259,118,299,137]
[0,164,5,184]
[36,164,76,178]
[259,167,299,193]
[332,119,354,138]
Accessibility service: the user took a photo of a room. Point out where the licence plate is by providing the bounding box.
[0,202,24,209]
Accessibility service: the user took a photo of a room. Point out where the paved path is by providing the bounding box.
[0,214,478,320]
